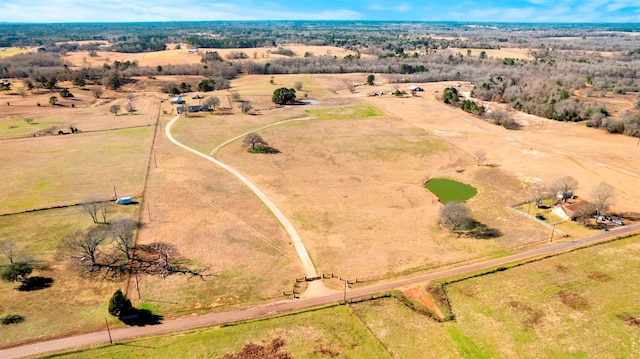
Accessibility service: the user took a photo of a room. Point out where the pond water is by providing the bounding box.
[425,178,477,203]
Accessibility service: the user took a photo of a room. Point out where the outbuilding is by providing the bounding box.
[170,96,185,104]
[116,196,133,205]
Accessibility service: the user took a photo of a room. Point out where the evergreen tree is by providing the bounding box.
[108,289,132,317]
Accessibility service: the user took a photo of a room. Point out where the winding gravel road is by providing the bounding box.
[164,115,318,278]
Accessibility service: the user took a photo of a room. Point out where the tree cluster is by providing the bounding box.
[272,87,297,105]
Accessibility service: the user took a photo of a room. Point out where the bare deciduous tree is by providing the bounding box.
[440,201,473,233]
[530,183,551,208]
[590,182,615,216]
[58,227,109,267]
[242,132,268,150]
[294,81,303,91]
[109,218,137,262]
[109,104,120,116]
[474,149,487,166]
[203,96,220,111]
[92,87,103,98]
[81,199,100,224]
[124,93,135,114]
[99,202,109,224]
[230,91,242,102]
[125,103,135,114]
[240,101,252,114]
[552,176,579,202]
[573,202,597,225]
[1,239,17,264]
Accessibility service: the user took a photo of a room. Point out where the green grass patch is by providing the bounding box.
[47,305,390,359]
[0,116,64,139]
[305,104,385,120]
[425,178,477,203]
[0,47,32,58]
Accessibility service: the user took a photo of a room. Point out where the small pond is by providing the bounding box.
[425,178,477,203]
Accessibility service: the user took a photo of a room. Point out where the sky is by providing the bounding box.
[1,0,639,23]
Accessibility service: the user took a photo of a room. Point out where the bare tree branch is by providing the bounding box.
[1,239,17,264]
[108,218,137,262]
[552,176,579,202]
[58,227,108,267]
[590,182,615,216]
[80,198,100,224]
[474,149,487,166]
[242,132,268,150]
[440,201,473,233]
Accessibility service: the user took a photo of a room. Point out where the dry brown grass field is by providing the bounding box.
[449,47,531,59]
[1,47,639,347]
[63,44,360,68]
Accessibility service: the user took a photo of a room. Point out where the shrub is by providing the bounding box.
[2,314,25,325]
[604,119,625,134]
[1,262,33,282]
[272,47,295,57]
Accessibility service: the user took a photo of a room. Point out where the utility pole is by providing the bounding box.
[341,278,355,305]
[105,317,113,344]
[550,223,556,242]
[135,274,141,299]
[343,280,348,304]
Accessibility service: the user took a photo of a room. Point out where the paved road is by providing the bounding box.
[2,224,638,358]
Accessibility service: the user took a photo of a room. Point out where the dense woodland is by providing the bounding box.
[1,21,639,137]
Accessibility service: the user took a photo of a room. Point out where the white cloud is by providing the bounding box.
[367,3,412,13]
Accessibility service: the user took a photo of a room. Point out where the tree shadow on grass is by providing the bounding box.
[468,221,503,239]
[119,308,163,326]
[18,276,54,291]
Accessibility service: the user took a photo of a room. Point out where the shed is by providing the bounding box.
[170,96,185,104]
[116,196,133,205]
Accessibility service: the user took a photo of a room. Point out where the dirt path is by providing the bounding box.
[2,224,638,359]
[403,287,444,319]
[164,115,319,278]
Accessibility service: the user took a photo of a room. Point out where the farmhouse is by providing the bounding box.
[551,200,592,221]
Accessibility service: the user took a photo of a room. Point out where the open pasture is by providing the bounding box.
[0,204,140,347]
[0,47,34,58]
[62,44,361,69]
[1,59,639,348]
[0,126,153,214]
[157,72,640,285]
[353,235,640,358]
[49,305,389,359]
[43,235,640,358]
[448,47,531,60]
